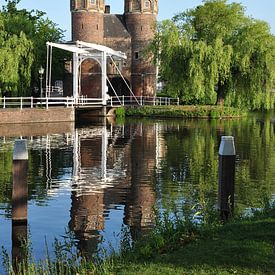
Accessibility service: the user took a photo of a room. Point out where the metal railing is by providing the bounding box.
[0,96,179,110]
[108,96,180,107]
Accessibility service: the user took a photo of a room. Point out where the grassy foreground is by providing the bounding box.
[123,105,245,118]
[113,208,275,274]
[4,207,275,274]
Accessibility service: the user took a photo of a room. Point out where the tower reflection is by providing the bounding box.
[69,121,161,255]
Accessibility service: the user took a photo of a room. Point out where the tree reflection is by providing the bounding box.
[155,116,275,217]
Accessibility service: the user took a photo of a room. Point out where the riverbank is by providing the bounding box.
[123,105,245,118]
[5,206,275,274]
[112,207,275,274]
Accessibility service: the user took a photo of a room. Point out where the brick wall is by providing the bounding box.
[0,108,75,124]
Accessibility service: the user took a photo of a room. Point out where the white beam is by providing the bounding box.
[47,42,89,54]
[76,40,127,59]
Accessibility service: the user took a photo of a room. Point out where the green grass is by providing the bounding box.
[113,209,275,274]
[3,208,275,274]
[125,105,245,119]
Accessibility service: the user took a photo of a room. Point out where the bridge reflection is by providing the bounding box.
[4,119,166,258]
[69,121,162,255]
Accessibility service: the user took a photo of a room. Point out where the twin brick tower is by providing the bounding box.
[70,0,158,98]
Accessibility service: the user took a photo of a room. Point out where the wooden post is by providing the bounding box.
[218,136,236,220]
[12,140,28,222]
[11,139,28,271]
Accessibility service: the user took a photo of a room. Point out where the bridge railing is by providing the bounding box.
[0,96,179,109]
[0,96,76,109]
[108,96,179,107]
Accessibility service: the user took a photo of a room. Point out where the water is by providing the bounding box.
[0,113,275,270]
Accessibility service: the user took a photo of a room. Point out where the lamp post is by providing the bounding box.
[38,66,44,105]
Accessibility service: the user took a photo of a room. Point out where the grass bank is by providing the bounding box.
[3,207,275,274]
[112,208,275,274]
[123,105,245,119]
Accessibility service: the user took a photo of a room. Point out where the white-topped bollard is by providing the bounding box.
[12,140,28,222]
[218,136,236,220]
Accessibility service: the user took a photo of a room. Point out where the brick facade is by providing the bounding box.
[70,0,158,97]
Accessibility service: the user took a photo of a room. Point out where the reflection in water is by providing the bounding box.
[124,124,156,239]
[12,220,28,270]
[0,115,274,270]
[69,122,157,254]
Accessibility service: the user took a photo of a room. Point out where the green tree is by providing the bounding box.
[0,13,33,96]
[152,0,275,110]
[0,0,66,96]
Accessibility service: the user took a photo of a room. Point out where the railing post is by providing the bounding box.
[122,95,125,106]
[165,97,168,106]
[20,97,23,110]
[177,97,180,106]
[31,97,33,108]
[66,96,69,108]
[111,96,113,107]
[46,97,48,109]
[3,96,6,109]
[140,96,143,105]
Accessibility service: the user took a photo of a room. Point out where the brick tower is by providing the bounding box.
[125,0,158,97]
[71,0,105,43]
[69,0,158,98]
[71,0,106,97]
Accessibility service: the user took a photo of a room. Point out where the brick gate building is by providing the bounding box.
[70,0,158,98]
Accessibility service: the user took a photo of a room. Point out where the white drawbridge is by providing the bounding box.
[46,40,138,106]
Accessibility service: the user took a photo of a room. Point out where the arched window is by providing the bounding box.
[144,0,151,9]
[133,0,141,11]
[71,0,75,9]
[90,0,96,4]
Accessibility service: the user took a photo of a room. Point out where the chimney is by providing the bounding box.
[105,5,110,14]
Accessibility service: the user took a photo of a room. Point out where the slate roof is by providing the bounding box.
[104,14,130,39]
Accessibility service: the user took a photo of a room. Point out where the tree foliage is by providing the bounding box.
[0,0,65,96]
[151,0,275,110]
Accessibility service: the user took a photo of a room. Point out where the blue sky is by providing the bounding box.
[13,0,275,39]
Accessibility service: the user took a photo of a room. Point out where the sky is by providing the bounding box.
[10,0,275,39]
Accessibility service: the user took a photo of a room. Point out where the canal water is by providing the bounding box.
[0,113,275,270]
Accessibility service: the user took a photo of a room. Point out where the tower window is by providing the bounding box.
[134,52,139,60]
[71,0,75,9]
[90,0,96,4]
[144,0,151,9]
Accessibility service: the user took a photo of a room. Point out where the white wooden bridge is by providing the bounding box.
[0,41,179,112]
[0,95,179,110]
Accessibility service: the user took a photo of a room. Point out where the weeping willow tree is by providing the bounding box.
[0,15,33,96]
[0,0,66,97]
[151,0,275,110]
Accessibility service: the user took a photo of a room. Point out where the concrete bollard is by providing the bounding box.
[12,140,28,222]
[218,136,236,220]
